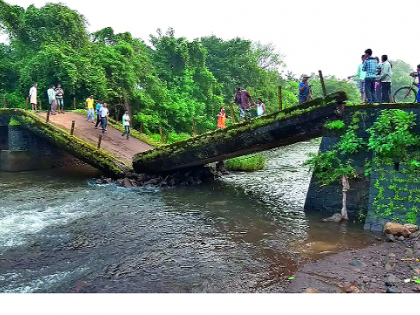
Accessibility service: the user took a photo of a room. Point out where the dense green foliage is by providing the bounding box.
[225,154,267,172]
[0,0,368,136]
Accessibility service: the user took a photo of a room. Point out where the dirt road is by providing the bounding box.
[37,112,153,165]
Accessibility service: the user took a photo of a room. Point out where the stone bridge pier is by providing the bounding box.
[0,115,76,172]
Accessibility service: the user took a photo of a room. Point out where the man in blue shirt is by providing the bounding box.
[298,74,311,104]
[362,49,378,104]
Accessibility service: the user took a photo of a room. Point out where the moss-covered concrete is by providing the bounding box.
[0,109,128,177]
[133,91,348,173]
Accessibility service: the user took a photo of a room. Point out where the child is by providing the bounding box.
[217,107,230,130]
[255,98,266,117]
[121,110,131,139]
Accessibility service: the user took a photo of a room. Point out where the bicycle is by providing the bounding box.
[393,73,419,103]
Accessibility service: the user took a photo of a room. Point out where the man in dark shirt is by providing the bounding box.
[231,88,256,121]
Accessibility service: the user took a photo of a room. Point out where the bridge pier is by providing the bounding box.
[0,115,79,172]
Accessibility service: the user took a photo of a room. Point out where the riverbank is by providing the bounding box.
[286,229,420,293]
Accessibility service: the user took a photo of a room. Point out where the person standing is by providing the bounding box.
[298,74,311,104]
[231,88,256,121]
[100,103,109,133]
[47,85,57,115]
[29,83,38,112]
[85,95,95,123]
[55,84,64,113]
[217,107,231,130]
[255,98,266,116]
[362,49,379,104]
[348,55,367,102]
[121,110,131,139]
[95,100,103,129]
[410,64,420,103]
[378,55,392,103]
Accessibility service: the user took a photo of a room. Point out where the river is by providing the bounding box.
[0,140,377,293]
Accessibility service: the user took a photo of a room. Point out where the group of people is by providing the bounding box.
[29,83,64,114]
[85,95,131,138]
[349,49,393,104]
[217,88,266,130]
[28,83,131,138]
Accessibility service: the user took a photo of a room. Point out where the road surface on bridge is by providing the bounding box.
[37,112,153,165]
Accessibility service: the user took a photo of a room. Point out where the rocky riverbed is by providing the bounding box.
[286,229,420,293]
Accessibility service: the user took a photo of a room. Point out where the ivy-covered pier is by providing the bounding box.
[305,103,420,231]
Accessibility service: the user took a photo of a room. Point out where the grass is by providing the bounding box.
[225,154,267,172]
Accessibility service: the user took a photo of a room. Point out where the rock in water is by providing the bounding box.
[322,213,345,223]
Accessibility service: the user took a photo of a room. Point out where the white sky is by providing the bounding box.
[2,0,420,79]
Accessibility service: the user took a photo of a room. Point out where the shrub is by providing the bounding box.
[225,154,267,172]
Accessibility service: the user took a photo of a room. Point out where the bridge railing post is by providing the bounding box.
[25,97,28,110]
[70,120,75,136]
[319,70,327,98]
[229,103,237,124]
[159,126,165,144]
[46,110,50,123]
[39,98,42,111]
[97,134,102,149]
[278,86,283,111]
[192,116,197,137]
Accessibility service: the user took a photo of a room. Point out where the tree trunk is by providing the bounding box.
[341,175,350,220]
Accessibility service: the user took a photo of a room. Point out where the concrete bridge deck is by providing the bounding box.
[0,109,152,177]
[133,91,347,173]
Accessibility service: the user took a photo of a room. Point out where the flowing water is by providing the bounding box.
[0,140,378,293]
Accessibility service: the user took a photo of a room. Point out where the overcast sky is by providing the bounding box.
[2,0,420,79]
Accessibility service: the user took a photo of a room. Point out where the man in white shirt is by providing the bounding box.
[29,83,38,111]
[100,103,109,133]
[378,55,393,103]
[47,85,57,115]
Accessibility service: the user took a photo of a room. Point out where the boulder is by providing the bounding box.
[410,231,420,240]
[405,224,419,233]
[345,285,360,293]
[383,222,415,238]
[386,233,395,242]
[121,178,134,188]
[384,274,400,286]
[303,288,319,293]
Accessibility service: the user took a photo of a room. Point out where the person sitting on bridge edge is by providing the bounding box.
[121,110,131,139]
[362,49,378,104]
[47,85,57,115]
[100,103,109,133]
[298,74,311,104]
[95,100,103,129]
[85,95,95,123]
[377,55,392,103]
[217,107,231,130]
[348,55,367,102]
[231,88,256,121]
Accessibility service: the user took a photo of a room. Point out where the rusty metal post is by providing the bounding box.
[25,97,28,110]
[74,97,76,110]
[97,134,103,149]
[46,111,50,123]
[70,120,75,136]
[192,116,197,136]
[159,126,165,143]
[229,103,237,123]
[319,70,327,97]
[278,86,283,111]
[3,95,6,108]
